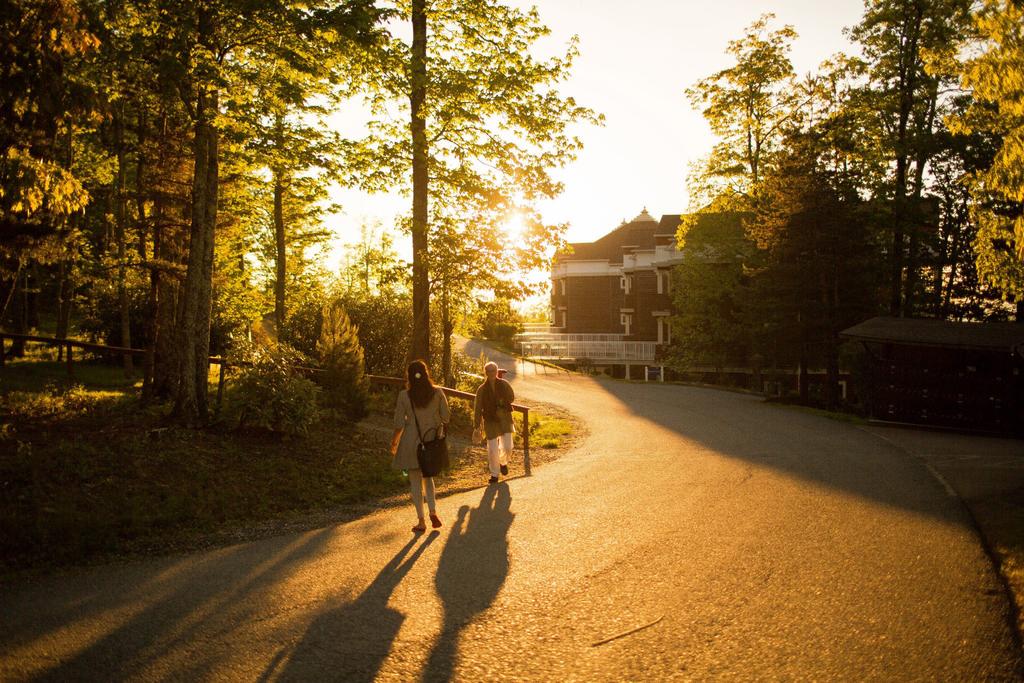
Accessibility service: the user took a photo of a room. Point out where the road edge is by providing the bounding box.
[857,425,1024,662]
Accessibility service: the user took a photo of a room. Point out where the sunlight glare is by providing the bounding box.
[502,213,526,240]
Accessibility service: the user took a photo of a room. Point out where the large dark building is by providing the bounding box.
[516,209,684,379]
[550,208,682,344]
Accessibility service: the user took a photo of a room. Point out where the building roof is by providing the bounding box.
[559,209,669,264]
[658,214,682,235]
[840,316,1024,353]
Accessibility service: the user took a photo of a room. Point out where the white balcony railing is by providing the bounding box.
[519,339,657,362]
[515,332,625,343]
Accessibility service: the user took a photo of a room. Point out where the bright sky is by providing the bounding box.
[325,0,866,266]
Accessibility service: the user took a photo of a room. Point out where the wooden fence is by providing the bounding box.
[0,331,531,474]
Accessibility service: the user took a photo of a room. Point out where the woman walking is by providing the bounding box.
[474,361,515,484]
[390,360,450,533]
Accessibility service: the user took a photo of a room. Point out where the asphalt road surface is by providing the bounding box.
[2,346,1020,681]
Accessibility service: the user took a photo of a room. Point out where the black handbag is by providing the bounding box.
[412,395,449,477]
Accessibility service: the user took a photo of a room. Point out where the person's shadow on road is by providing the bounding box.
[423,482,514,682]
[268,532,438,683]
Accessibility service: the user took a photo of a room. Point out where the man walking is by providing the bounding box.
[474,362,515,483]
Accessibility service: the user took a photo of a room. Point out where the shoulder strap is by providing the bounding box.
[410,393,424,444]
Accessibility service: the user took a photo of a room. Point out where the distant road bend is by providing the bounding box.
[1,344,1020,681]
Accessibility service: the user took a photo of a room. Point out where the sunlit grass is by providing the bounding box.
[515,412,572,449]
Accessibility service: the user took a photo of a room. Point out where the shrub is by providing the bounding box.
[469,298,523,348]
[316,301,370,420]
[230,343,321,436]
[338,292,412,376]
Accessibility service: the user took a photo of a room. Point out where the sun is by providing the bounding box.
[502,212,526,239]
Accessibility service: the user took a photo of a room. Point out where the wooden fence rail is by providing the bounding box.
[1,331,531,475]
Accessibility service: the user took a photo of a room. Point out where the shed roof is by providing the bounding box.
[840,316,1024,353]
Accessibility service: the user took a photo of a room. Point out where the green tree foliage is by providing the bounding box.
[229,342,321,437]
[751,135,882,407]
[332,225,413,376]
[668,212,753,373]
[317,300,369,419]
[672,1,1019,407]
[338,291,412,376]
[685,14,798,206]
[951,0,1024,303]
[848,0,974,314]
[469,297,523,348]
[351,0,600,360]
[0,1,96,327]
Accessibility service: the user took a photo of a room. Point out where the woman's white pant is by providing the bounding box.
[408,468,436,519]
[487,432,513,477]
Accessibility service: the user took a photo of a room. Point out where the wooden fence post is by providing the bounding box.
[522,406,531,476]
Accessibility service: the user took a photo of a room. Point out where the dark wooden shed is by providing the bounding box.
[840,316,1024,434]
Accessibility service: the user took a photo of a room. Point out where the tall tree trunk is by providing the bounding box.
[115,106,134,373]
[9,270,27,357]
[0,260,21,323]
[153,202,180,400]
[55,120,74,361]
[273,169,286,340]
[136,108,148,261]
[26,263,40,330]
[822,270,839,409]
[797,311,808,404]
[889,5,923,317]
[143,202,162,402]
[441,284,453,387]
[175,77,218,423]
[930,200,951,316]
[149,111,181,401]
[942,223,963,317]
[903,91,938,318]
[55,253,72,359]
[409,0,430,361]
[194,88,219,418]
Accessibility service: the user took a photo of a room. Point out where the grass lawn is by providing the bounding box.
[0,356,580,575]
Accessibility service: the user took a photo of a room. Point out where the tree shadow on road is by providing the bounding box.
[268,531,439,682]
[423,482,514,682]
[21,526,337,682]
[588,378,979,523]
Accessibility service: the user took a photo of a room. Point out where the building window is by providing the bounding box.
[561,310,567,328]
[620,312,632,336]
[620,275,632,294]
[560,279,566,296]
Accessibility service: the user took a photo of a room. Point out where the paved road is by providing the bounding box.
[2,349,1020,681]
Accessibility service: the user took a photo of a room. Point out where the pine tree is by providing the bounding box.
[317,300,369,420]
